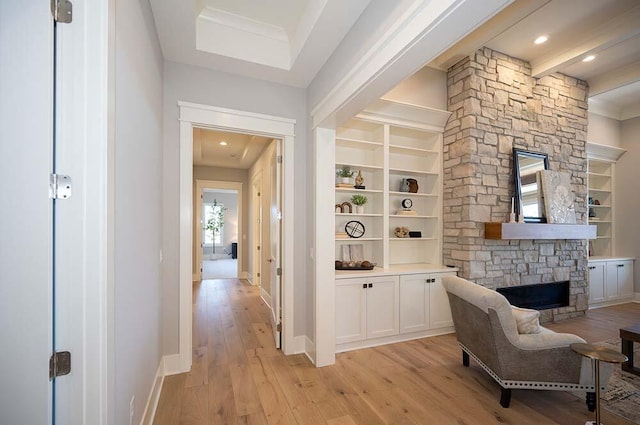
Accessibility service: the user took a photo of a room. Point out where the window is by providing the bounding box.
[204,202,224,246]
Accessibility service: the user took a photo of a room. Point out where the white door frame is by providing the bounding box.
[195,180,243,280]
[251,171,263,287]
[177,102,296,372]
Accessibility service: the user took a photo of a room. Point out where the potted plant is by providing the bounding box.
[350,194,368,214]
[336,165,354,184]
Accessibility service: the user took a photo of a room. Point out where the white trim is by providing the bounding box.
[260,286,272,309]
[161,354,183,377]
[304,336,316,365]
[586,141,627,162]
[240,271,249,280]
[192,273,199,282]
[179,102,296,369]
[314,127,336,367]
[589,297,637,309]
[139,361,164,425]
[634,292,640,302]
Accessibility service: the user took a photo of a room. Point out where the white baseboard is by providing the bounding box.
[162,354,184,376]
[240,271,249,279]
[589,296,637,309]
[140,360,165,425]
[634,292,640,302]
[192,273,199,282]
[260,287,272,309]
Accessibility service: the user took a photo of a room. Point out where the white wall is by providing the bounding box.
[162,61,308,354]
[381,66,447,110]
[113,0,164,424]
[587,112,621,146]
[617,116,640,292]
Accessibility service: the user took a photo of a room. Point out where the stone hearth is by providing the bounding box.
[442,47,589,321]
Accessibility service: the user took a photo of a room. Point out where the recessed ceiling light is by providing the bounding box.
[583,55,596,62]
[219,141,228,146]
[534,35,548,45]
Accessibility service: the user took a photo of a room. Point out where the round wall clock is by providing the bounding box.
[345,220,365,238]
[401,198,413,209]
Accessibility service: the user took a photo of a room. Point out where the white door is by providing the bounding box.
[269,141,282,348]
[335,279,367,345]
[399,274,430,334]
[366,276,399,339]
[617,260,634,298]
[429,275,455,329]
[588,262,606,304]
[0,1,54,422]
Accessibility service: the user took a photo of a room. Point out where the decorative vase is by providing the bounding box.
[340,177,351,184]
[355,205,364,214]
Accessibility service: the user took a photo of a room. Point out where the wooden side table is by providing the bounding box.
[571,343,627,425]
[620,324,640,376]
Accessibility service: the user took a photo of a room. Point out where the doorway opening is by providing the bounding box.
[175,102,296,374]
[195,181,242,280]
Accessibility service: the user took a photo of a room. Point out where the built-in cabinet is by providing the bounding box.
[588,258,635,307]
[586,142,635,308]
[336,268,456,352]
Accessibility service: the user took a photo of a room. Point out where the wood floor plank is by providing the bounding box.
[153,374,186,425]
[153,278,640,425]
[229,362,263,417]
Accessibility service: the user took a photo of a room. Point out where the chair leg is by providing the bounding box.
[462,350,469,367]
[586,391,596,412]
[500,388,511,408]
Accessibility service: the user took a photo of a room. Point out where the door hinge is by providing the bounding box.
[51,0,73,23]
[257,245,260,251]
[49,174,73,199]
[276,267,282,276]
[276,323,282,332]
[49,351,71,380]
[276,155,282,164]
[257,272,260,277]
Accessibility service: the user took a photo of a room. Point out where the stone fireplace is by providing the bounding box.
[443,47,589,322]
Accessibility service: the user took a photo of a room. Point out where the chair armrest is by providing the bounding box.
[514,331,586,351]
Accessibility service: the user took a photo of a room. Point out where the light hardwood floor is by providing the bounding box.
[153,278,640,425]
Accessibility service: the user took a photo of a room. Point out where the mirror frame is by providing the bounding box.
[513,148,550,223]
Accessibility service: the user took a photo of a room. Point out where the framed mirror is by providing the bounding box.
[513,148,549,223]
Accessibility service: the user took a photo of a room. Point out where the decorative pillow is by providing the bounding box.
[511,306,541,334]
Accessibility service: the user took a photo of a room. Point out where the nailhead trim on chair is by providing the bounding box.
[459,342,604,391]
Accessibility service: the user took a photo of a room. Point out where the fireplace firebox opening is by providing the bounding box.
[496,281,570,310]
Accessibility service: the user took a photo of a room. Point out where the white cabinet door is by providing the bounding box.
[617,260,634,298]
[366,276,399,339]
[588,262,606,304]
[336,279,367,344]
[429,275,454,329]
[399,274,429,334]
[605,262,620,300]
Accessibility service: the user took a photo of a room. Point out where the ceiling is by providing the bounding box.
[430,0,640,120]
[193,128,272,169]
[150,0,640,120]
[150,0,371,87]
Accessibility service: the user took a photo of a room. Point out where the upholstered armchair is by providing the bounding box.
[442,275,612,410]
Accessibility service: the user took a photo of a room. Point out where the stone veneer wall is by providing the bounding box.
[443,47,589,321]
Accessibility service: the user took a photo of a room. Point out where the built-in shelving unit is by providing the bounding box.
[586,142,626,257]
[334,100,451,269]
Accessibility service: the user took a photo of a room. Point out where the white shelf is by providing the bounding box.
[336,137,383,149]
[588,172,611,178]
[589,204,611,208]
[335,100,446,268]
[389,167,438,176]
[390,215,437,219]
[388,191,438,198]
[589,188,611,193]
[336,213,383,217]
[389,144,439,155]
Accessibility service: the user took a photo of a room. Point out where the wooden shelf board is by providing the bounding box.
[484,222,597,240]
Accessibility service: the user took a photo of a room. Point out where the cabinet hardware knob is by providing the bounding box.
[589,266,596,270]
[362,283,367,289]
[618,264,624,268]
[368,283,373,288]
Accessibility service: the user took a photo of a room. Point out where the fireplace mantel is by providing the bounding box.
[484,222,597,240]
